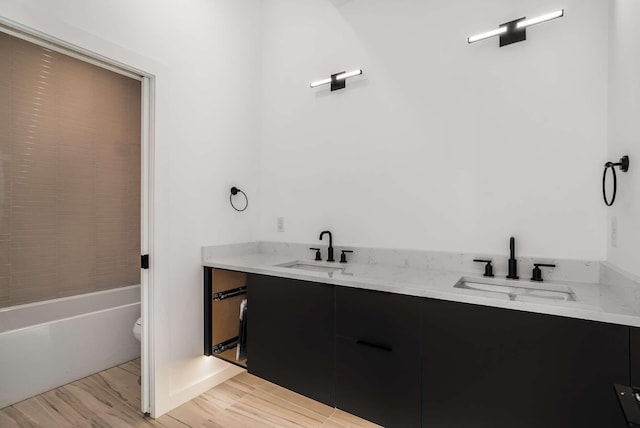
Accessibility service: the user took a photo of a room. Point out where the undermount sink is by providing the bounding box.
[276,261,346,274]
[454,276,577,303]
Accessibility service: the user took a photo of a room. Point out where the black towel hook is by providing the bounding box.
[603,155,630,206]
[230,187,248,212]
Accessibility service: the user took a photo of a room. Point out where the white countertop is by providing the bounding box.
[203,252,640,328]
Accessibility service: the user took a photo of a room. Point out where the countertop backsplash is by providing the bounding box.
[601,262,640,315]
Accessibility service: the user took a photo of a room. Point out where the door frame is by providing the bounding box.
[0,17,157,416]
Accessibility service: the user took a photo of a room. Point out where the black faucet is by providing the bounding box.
[473,259,494,277]
[319,231,335,262]
[506,236,519,279]
[531,263,556,282]
[309,248,322,261]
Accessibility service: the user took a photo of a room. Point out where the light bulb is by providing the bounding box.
[516,10,564,29]
[468,27,508,43]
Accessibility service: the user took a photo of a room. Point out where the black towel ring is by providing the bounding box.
[230,187,248,212]
[602,156,629,207]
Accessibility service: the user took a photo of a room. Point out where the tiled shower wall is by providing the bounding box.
[0,32,141,308]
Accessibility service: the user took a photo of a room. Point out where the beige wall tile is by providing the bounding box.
[0,277,9,300]
[1,34,141,308]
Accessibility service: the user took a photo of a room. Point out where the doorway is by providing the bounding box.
[0,19,155,415]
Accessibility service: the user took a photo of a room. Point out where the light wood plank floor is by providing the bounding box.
[0,360,381,427]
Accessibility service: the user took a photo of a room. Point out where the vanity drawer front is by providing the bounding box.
[631,327,640,386]
[336,336,421,428]
[247,274,335,407]
[421,298,630,428]
[335,286,421,356]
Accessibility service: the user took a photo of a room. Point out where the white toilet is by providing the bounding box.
[133,317,142,342]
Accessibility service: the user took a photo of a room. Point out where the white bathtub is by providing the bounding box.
[0,285,141,408]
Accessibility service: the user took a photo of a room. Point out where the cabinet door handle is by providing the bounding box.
[356,340,392,352]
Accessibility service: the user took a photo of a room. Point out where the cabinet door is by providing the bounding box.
[247,274,335,406]
[631,328,640,386]
[335,287,421,427]
[421,299,629,428]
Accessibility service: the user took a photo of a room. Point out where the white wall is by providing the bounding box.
[258,0,608,260]
[607,0,640,277]
[0,0,262,416]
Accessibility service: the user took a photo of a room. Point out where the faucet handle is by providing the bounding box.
[473,259,494,277]
[309,248,322,261]
[340,250,354,263]
[531,263,556,282]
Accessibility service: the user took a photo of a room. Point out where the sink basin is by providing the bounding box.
[454,276,577,302]
[276,261,346,274]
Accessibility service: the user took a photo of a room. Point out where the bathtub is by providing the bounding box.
[0,285,141,408]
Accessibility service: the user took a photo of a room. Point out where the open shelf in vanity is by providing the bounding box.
[203,268,248,369]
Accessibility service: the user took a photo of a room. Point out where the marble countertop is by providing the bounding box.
[203,252,640,328]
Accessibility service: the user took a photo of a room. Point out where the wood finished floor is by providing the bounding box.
[0,359,381,428]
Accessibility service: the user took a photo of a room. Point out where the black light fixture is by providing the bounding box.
[310,69,363,91]
[468,10,564,47]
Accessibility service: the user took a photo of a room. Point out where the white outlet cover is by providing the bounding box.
[277,217,284,233]
[611,216,618,248]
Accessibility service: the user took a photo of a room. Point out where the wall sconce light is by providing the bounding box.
[310,69,363,91]
[468,9,564,47]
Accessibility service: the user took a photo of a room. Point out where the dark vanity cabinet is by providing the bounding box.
[335,287,422,428]
[631,328,640,386]
[421,299,630,428]
[207,269,634,427]
[246,274,335,406]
